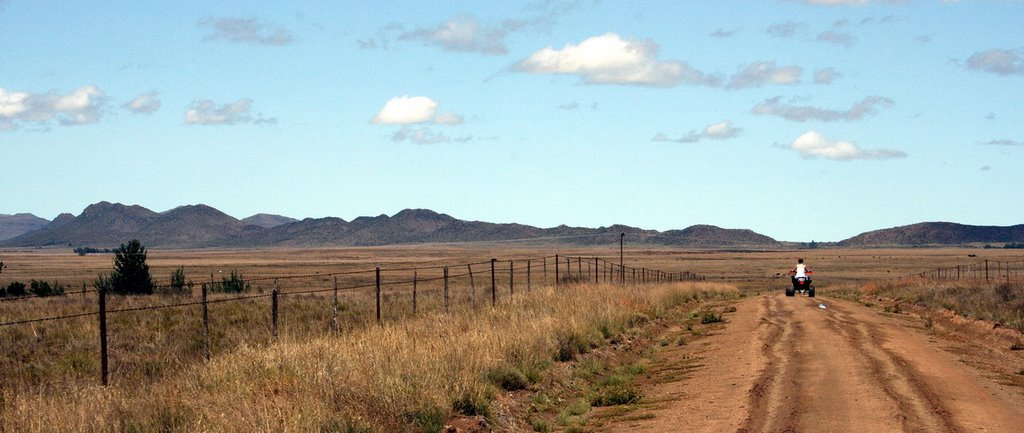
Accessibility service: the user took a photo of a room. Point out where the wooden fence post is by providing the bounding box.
[543,257,547,284]
[272,280,279,340]
[490,259,497,306]
[443,267,449,314]
[413,271,418,315]
[509,260,514,296]
[527,259,531,291]
[375,267,382,325]
[555,254,560,286]
[468,264,476,310]
[332,276,339,334]
[202,283,211,361]
[98,285,108,386]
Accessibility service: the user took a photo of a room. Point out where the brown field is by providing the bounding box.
[1,245,1022,432]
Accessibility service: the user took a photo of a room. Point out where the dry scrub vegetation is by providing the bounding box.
[840,278,1024,332]
[1,281,739,432]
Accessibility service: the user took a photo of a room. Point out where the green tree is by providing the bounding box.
[109,239,154,295]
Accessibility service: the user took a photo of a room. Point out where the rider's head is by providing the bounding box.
[797,258,804,264]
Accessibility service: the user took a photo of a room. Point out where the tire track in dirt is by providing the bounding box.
[823,303,959,432]
[594,293,1024,433]
[738,295,801,433]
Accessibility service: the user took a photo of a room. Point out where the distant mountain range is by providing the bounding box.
[0,202,780,249]
[1,202,1022,249]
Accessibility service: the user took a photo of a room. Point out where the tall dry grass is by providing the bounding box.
[1,281,738,432]
[857,278,1024,332]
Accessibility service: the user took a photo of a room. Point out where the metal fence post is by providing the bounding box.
[468,264,476,309]
[443,267,449,314]
[413,271,419,315]
[509,260,514,296]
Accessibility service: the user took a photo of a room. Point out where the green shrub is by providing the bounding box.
[6,281,27,297]
[109,239,154,295]
[163,267,192,295]
[213,269,250,293]
[30,280,65,297]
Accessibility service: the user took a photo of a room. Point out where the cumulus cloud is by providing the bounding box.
[122,91,161,114]
[727,61,802,89]
[200,17,294,46]
[814,67,841,84]
[653,120,742,143]
[399,15,520,55]
[983,139,1023,146]
[752,96,893,122]
[390,126,472,145]
[789,131,906,161]
[372,96,438,124]
[184,98,275,125]
[371,96,466,126]
[514,33,719,87]
[966,49,1024,76]
[0,85,105,130]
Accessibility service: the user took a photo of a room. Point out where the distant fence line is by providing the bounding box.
[908,258,1024,284]
[0,253,703,386]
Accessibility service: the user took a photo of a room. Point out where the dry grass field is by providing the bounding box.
[1,244,1022,432]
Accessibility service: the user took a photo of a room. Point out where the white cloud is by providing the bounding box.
[400,15,515,55]
[200,17,294,46]
[816,30,856,46]
[787,0,906,5]
[371,96,438,125]
[514,33,718,87]
[767,21,804,38]
[122,91,161,114]
[0,85,105,130]
[983,139,1023,146]
[653,120,742,143]
[966,49,1024,76]
[185,98,274,125]
[789,131,906,160]
[432,111,464,125]
[814,67,841,84]
[710,27,741,38]
[390,126,472,145]
[727,61,802,89]
[753,96,893,122]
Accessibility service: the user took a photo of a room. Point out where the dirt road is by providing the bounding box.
[599,294,1024,432]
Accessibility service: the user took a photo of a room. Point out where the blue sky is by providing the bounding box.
[1,0,1022,242]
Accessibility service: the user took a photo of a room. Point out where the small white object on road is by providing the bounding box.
[818,303,827,309]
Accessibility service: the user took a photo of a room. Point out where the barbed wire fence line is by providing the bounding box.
[906,258,1024,284]
[0,251,703,386]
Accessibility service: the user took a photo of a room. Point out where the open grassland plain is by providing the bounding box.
[1,245,1023,431]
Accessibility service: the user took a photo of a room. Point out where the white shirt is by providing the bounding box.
[794,263,807,278]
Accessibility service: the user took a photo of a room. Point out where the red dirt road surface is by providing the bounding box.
[599,294,1024,432]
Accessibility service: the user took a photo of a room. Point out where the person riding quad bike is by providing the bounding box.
[787,258,815,297]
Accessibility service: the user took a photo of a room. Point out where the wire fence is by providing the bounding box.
[907,258,1024,284]
[0,252,702,387]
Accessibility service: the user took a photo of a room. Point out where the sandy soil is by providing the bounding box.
[597,293,1024,433]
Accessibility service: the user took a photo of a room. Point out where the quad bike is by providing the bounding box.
[786,271,815,297]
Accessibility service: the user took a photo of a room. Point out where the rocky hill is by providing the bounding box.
[240,213,299,229]
[0,202,780,249]
[839,222,1024,246]
[0,213,50,241]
